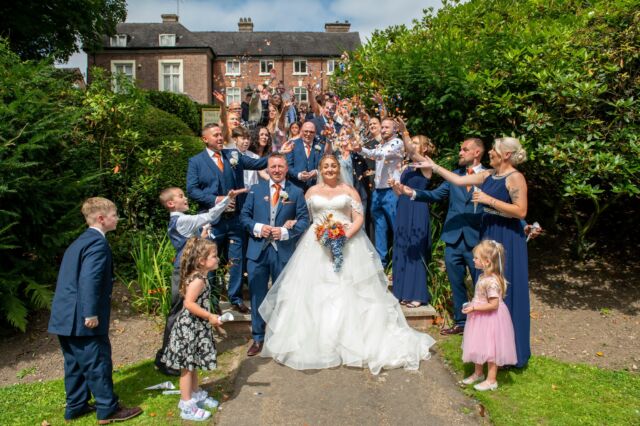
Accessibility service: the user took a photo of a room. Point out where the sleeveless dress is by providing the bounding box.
[480,173,530,368]
[462,275,517,366]
[161,273,217,371]
[259,194,435,375]
[392,168,431,304]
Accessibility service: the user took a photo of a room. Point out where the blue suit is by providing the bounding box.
[413,168,483,327]
[286,137,325,192]
[48,228,119,420]
[310,115,342,143]
[187,149,267,305]
[240,180,309,341]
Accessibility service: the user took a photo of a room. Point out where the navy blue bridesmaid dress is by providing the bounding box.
[392,169,431,304]
[480,172,530,368]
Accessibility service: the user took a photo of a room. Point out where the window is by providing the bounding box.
[110,60,135,92]
[159,34,176,47]
[293,59,307,75]
[226,60,241,76]
[326,59,336,75]
[158,60,183,93]
[110,34,127,47]
[260,59,274,75]
[293,87,308,103]
[226,87,241,106]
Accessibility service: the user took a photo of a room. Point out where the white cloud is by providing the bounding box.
[60,0,442,76]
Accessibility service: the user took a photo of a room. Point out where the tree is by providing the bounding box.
[0,0,126,61]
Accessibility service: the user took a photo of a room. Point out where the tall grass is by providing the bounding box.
[124,234,175,317]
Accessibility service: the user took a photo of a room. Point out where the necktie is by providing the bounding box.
[305,144,311,158]
[213,152,224,172]
[466,168,475,192]
[272,183,281,206]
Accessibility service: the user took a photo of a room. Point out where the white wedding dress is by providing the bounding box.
[259,194,435,375]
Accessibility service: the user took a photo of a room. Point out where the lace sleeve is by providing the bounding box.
[483,277,502,299]
[350,199,364,215]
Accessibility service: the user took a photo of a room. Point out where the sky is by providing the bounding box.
[61,0,443,75]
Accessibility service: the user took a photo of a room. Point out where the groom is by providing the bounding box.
[240,153,310,356]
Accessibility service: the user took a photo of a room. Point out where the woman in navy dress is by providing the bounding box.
[414,137,530,368]
[392,136,437,308]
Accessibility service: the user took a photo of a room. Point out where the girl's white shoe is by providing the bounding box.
[179,399,211,421]
[474,381,498,391]
[193,389,220,409]
[461,374,485,385]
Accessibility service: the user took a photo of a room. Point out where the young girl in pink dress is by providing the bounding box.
[461,239,517,391]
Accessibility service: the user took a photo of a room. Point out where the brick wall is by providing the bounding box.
[88,50,213,104]
[213,57,337,102]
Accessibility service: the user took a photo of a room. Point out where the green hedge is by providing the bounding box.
[146,90,199,134]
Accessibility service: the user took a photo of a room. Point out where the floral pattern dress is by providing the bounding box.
[161,273,217,371]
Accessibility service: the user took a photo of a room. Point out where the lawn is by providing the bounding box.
[0,348,240,425]
[437,334,640,425]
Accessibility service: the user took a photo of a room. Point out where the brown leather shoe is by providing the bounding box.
[97,405,143,424]
[232,302,251,314]
[440,325,465,336]
[247,340,263,357]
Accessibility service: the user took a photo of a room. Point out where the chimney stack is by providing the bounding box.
[238,17,254,32]
[161,14,179,23]
[325,20,351,33]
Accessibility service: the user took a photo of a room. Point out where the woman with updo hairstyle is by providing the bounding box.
[391,135,437,309]
[412,136,531,368]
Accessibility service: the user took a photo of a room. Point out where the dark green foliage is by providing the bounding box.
[0,0,127,61]
[336,0,640,258]
[0,40,97,330]
[0,44,204,331]
[146,90,200,134]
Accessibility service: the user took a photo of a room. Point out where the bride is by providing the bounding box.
[259,155,435,375]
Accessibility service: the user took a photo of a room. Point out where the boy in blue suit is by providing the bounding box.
[240,154,310,356]
[48,198,142,423]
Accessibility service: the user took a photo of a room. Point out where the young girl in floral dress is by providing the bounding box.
[461,239,517,391]
[161,237,223,421]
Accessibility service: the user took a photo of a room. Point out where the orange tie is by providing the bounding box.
[305,144,311,157]
[272,183,281,206]
[466,168,474,192]
[213,152,224,172]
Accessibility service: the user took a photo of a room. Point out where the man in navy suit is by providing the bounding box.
[286,121,325,192]
[310,95,341,144]
[240,153,309,356]
[48,198,142,423]
[393,138,486,335]
[186,123,268,313]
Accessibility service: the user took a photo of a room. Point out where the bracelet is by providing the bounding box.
[490,199,497,208]
[433,164,439,173]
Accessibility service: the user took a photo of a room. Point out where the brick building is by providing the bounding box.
[87,14,360,105]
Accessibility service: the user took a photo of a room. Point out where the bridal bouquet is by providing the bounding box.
[315,214,347,272]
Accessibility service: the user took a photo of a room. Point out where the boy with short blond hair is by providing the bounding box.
[154,187,245,376]
[48,197,142,423]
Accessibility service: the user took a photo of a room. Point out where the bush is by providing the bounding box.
[335,0,640,258]
[146,90,199,134]
[0,40,97,330]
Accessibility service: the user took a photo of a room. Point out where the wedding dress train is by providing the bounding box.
[259,194,435,375]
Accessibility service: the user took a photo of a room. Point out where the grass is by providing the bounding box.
[0,347,241,425]
[437,333,640,425]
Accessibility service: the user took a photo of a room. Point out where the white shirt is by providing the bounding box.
[89,226,105,238]
[361,136,405,189]
[170,197,231,238]
[240,150,260,188]
[252,179,290,241]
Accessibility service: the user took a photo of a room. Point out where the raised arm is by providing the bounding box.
[414,156,488,187]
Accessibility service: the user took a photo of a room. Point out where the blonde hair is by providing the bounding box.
[179,237,217,297]
[413,135,437,157]
[159,187,181,209]
[473,240,507,296]
[81,197,116,225]
[494,137,527,165]
[319,154,342,173]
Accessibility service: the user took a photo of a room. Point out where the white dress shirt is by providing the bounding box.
[361,137,405,189]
